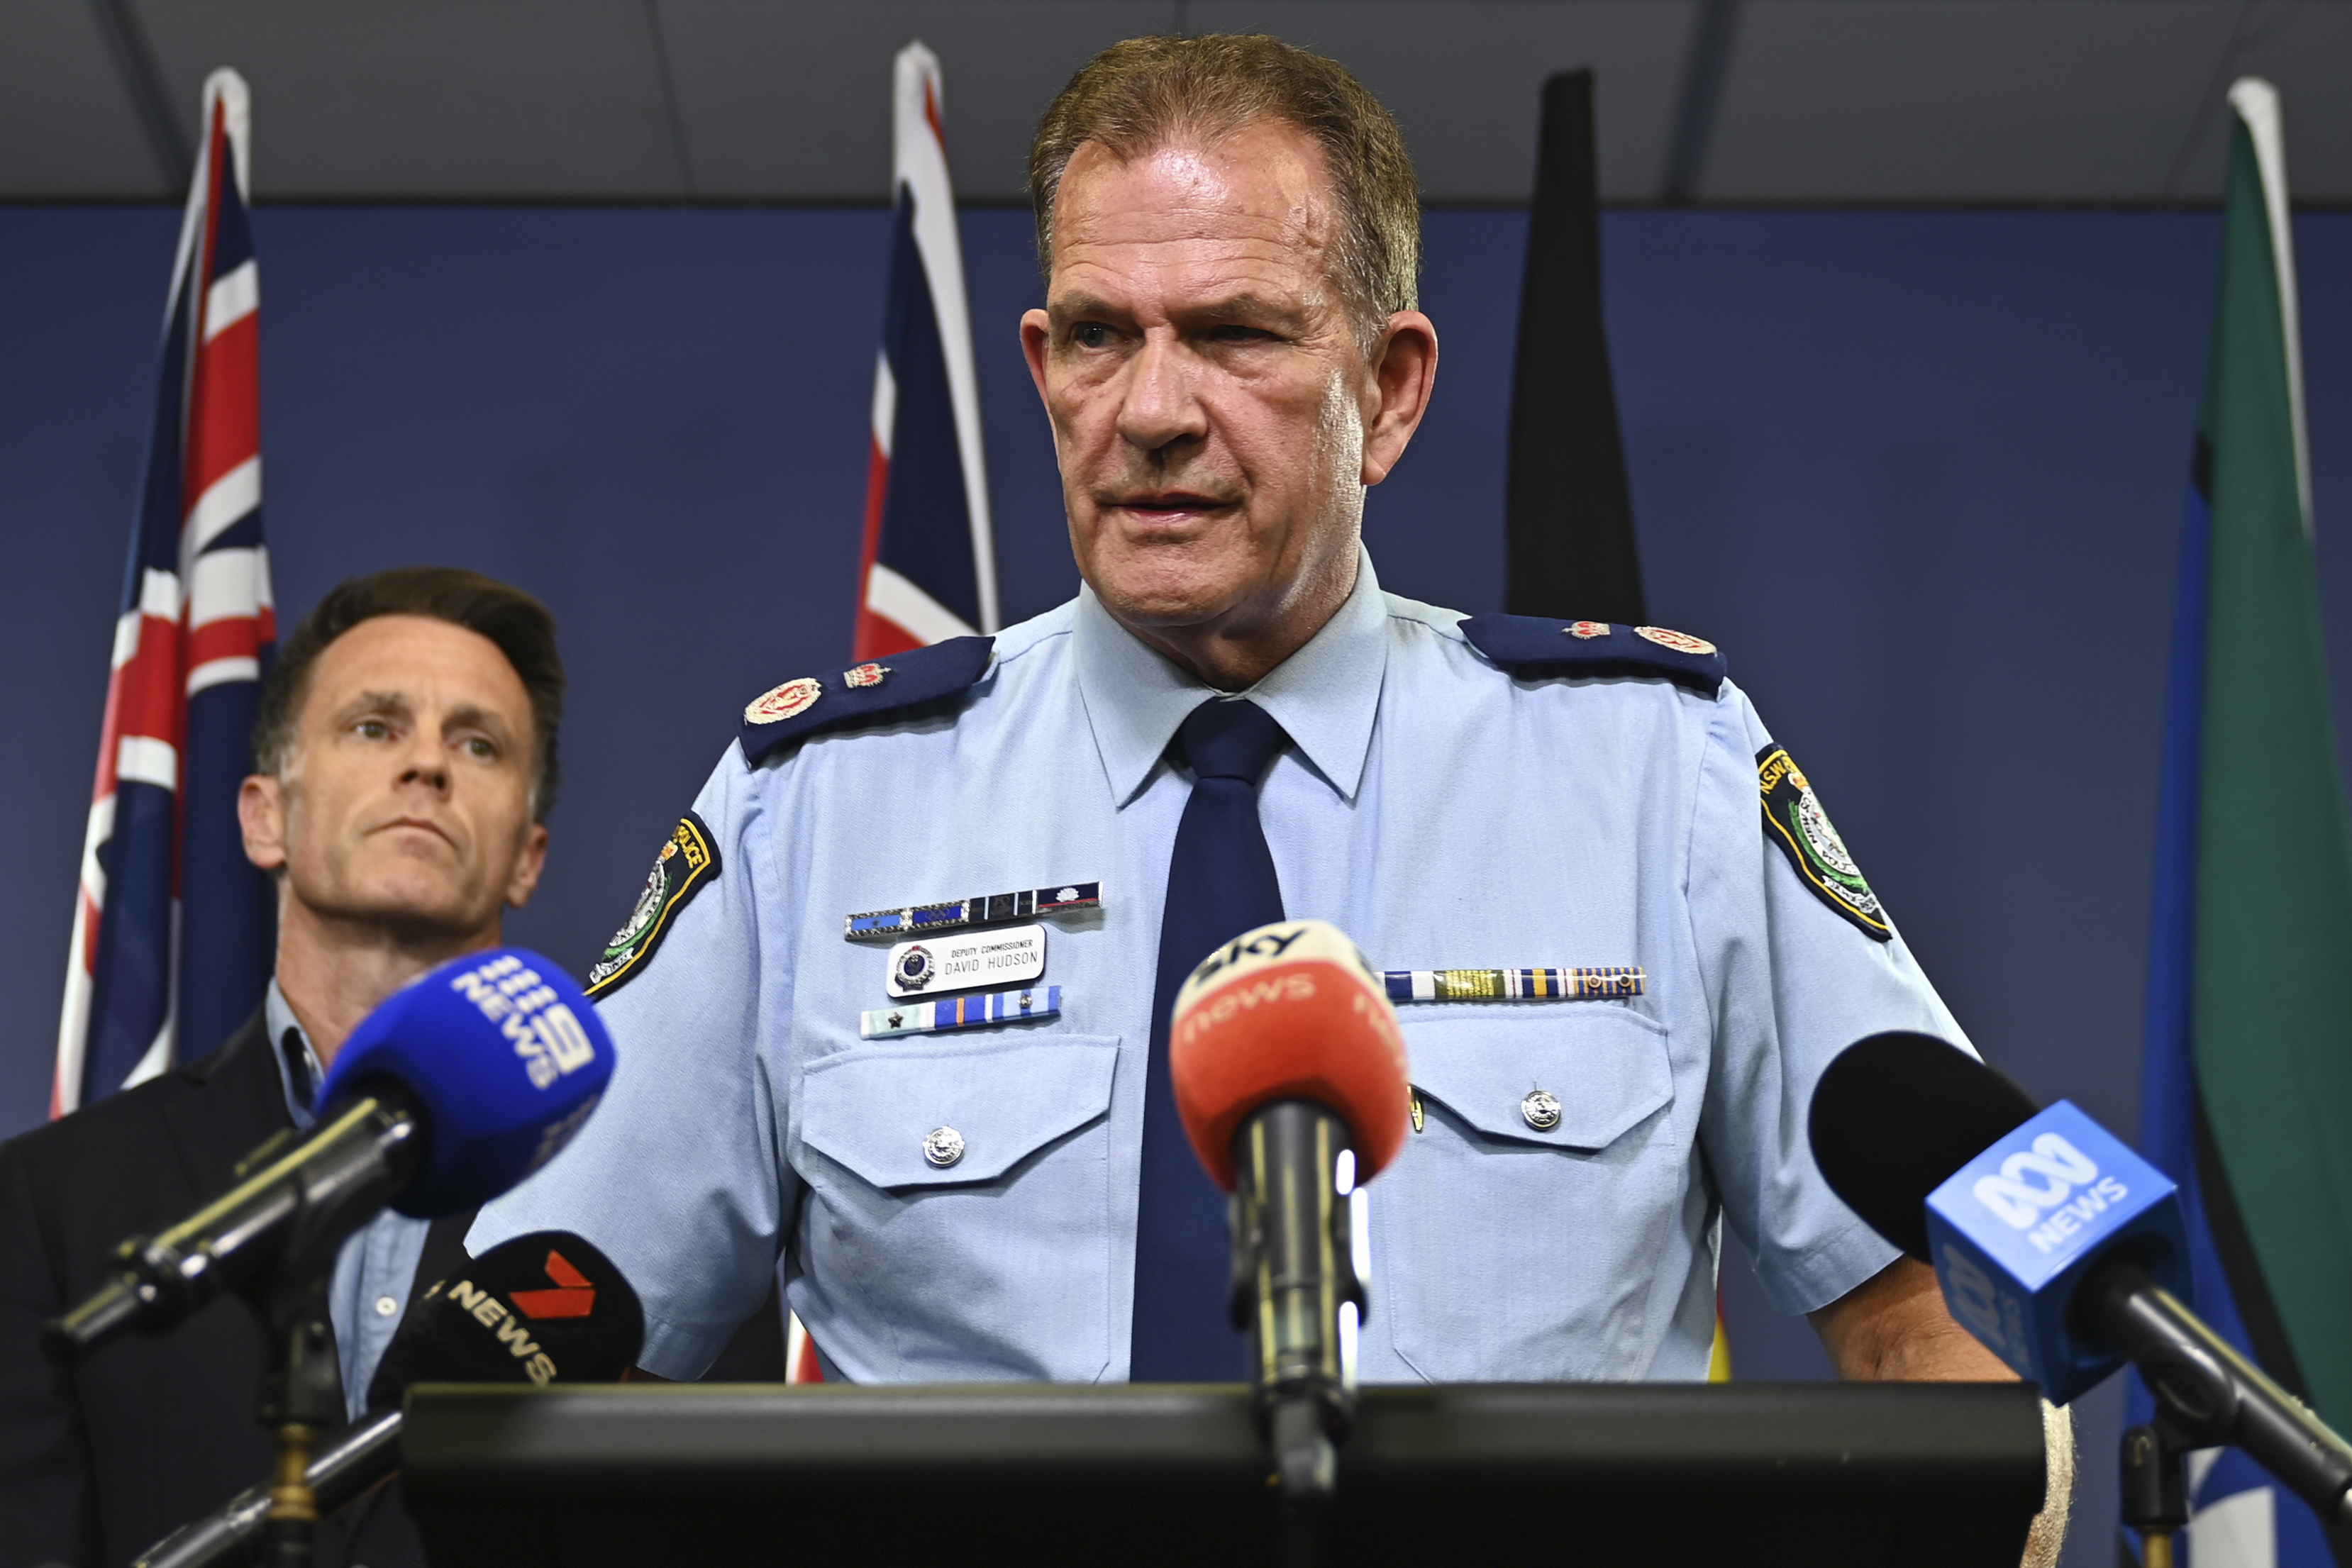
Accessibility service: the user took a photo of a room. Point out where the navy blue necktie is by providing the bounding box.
[1131,696,1292,1381]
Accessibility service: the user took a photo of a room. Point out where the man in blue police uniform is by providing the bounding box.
[474,33,2065,1556]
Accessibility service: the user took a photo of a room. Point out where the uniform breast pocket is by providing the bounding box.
[1375,1008,1683,1383]
[793,1033,1119,1382]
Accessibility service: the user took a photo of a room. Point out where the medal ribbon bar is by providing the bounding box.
[1382,967,1646,1003]
[845,882,1102,939]
[860,986,1065,1039]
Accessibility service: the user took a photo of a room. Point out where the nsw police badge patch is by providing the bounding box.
[1756,746,1891,942]
[587,811,722,997]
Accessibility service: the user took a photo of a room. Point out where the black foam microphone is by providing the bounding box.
[1807,1028,2039,1261]
[1809,1031,2352,1528]
[131,1233,642,1568]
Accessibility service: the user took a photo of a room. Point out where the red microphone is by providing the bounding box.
[1169,920,1411,1503]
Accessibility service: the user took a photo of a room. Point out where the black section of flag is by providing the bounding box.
[1757,746,1891,942]
[2193,1091,2311,1400]
[1506,69,1646,626]
[587,811,721,998]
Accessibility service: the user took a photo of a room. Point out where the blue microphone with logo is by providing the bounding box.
[1809,1031,2352,1528]
[48,948,614,1352]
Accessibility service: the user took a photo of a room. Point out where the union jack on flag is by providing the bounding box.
[853,40,999,658]
[55,69,278,1117]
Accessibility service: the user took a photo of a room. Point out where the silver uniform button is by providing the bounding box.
[923,1125,966,1168]
[1520,1089,1563,1132]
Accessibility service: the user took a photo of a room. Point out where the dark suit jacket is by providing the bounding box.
[0,1011,465,1568]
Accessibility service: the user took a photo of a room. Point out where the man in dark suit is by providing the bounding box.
[0,567,566,1568]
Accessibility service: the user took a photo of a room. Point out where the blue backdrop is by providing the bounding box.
[4,204,2349,1552]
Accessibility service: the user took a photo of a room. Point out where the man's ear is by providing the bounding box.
[1359,311,1439,487]
[239,774,288,874]
[504,822,550,910]
[1021,308,1054,408]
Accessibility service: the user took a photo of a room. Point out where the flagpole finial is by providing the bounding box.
[2225,76,2311,536]
[200,68,253,202]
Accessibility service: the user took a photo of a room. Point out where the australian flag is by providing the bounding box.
[54,69,277,1117]
[853,40,998,658]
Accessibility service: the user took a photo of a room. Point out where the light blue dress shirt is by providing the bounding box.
[265,981,431,1422]
[473,550,1971,1385]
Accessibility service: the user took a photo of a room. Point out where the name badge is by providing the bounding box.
[887,924,1047,998]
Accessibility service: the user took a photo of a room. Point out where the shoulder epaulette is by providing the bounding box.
[1458,615,1726,697]
[738,635,995,767]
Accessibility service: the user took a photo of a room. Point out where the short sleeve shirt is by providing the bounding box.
[470,550,1970,1383]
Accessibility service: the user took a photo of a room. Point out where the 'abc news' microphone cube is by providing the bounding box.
[1924,1101,2189,1403]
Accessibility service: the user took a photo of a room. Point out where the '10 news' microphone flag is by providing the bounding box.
[2137,77,2351,1568]
[853,40,999,659]
[55,69,277,1118]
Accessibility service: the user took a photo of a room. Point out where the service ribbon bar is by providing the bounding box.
[845,882,1102,940]
[860,986,1064,1039]
[1383,967,1646,1003]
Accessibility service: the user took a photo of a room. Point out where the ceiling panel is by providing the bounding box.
[1704,0,2243,202]
[1187,0,1701,202]
[0,0,170,197]
[658,0,1176,201]
[5,0,2350,206]
[129,0,689,199]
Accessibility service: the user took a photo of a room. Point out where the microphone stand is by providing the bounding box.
[2120,1421,2190,1568]
[251,1273,344,1568]
[2085,1254,2352,1533]
[240,1109,401,1568]
[1228,1102,1366,1568]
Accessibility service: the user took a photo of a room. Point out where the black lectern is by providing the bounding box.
[404,1381,2044,1567]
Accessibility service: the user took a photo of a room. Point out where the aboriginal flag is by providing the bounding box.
[54,70,276,1117]
[2134,78,2351,1568]
[852,40,998,658]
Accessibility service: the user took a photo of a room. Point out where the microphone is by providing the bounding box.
[131,1232,642,1568]
[1170,918,1411,1501]
[1809,1031,2352,1527]
[50,949,614,1353]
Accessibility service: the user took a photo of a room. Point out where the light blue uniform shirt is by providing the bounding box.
[474,551,1969,1384]
[265,982,431,1421]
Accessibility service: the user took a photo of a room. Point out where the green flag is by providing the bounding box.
[2146,69,2352,1434]
[2139,76,2351,1562]
[2191,78,2352,1425]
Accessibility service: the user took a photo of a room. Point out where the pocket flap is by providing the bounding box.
[1404,1009,1672,1151]
[801,1035,1119,1188]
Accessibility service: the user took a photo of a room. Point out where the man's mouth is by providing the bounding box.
[375,816,455,848]
[1106,491,1231,523]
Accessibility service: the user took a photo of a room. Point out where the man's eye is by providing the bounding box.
[1072,323,1113,350]
[355,719,389,740]
[1210,324,1274,343]
[465,738,497,760]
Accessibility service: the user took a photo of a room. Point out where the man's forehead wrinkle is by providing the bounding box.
[1056,132,1337,253]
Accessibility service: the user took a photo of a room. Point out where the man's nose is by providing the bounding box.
[397,734,451,793]
[1115,332,1208,452]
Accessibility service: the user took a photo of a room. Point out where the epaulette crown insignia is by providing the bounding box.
[1458,614,1726,696]
[738,635,995,766]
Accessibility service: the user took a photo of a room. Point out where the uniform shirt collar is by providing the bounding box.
[265,978,326,1132]
[1073,545,1389,806]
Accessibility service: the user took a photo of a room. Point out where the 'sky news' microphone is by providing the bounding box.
[1809,1031,2352,1528]
[51,948,614,1353]
[1170,919,1411,1502]
[133,1231,643,1568]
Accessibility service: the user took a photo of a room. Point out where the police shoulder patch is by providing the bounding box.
[1458,613,1726,696]
[586,811,722,998]
[1755,745,1892,942]
[737,635,996,768]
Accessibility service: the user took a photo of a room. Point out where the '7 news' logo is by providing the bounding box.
[1971,1132,2129,1255]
